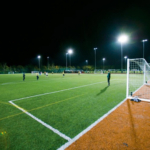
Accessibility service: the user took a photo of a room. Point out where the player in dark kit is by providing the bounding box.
[23,73,25,81]
[36,73,39,80]
[107,71,111,86]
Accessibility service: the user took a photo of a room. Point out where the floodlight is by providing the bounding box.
[68,49,73,54]
[142,39,148,42]
[118,35,128,43]
[38,55,41,59]
[103,58,105,61]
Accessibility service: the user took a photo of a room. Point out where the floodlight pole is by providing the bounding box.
[103,58,105,70]
[86,60,88,71]
[124,56,127,70]
[68,49,73,68]
[142,39,148,58]
[47,56,49,70]
[70,54,71,67]
[38,55,41,71]
[118,34,128,73]
[121,43,123,73]
[66,53,68,70]
[39,59,40,71]
[94,48,97,71]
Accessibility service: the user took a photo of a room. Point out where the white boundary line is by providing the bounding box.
[57,97,127,150]
[10,81,108,102]
[9,101,71,141]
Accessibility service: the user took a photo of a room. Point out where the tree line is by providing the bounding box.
[0,63,116,74]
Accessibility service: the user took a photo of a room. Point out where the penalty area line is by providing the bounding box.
[9,101,71,142]
[57,97,127,150]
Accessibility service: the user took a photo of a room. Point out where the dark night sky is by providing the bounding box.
[1,1,150,68]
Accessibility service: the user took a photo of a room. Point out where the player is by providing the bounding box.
[36,73,39,80]
[78,71,80,75]
[23,73,25,81]
[63,71,65,77]
[107,70,111,86]
[46,72,48,77]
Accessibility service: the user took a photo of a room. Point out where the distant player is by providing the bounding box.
[78,71,80,75]
[107,70,111,86]
[23,73,25,81]
[36,73,39,80]
[46,72,48,77]
[63,71,65,77]
[52,72,53,74]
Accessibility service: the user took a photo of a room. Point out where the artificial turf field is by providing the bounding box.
[0,73,126,150]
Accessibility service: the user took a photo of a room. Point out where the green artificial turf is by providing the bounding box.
[0,73,126,150]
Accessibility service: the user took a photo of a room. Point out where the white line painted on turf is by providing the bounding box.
[9,101,71,141]
[57,97,127,150]
[10,81,108,102]
[9,79,124,102]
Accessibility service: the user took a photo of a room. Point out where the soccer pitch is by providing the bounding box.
[0,73,126,150]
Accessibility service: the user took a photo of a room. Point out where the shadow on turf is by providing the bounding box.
[96,86,109,96]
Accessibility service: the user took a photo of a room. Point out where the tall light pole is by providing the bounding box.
[124,56,127,70]
[118,35,128,73]
[86,60,88,71]
[94,47,98,71]
[47,56,49,70]
[38,55,41,71]
[68,49,73,67]
[66,53,68,70]
[103,58,105,70]
[142,39,148,58]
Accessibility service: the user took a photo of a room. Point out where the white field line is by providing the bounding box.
[9,101,71,141]
[10,81,108,102]
[57,97,127,150]
[10,79,125,102]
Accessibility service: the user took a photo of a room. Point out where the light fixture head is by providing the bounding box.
[142,39,148,42]
[68,49,73,54]
[118,35,128,43]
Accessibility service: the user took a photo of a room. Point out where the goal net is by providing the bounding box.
[31,71,39,74]
[126,58,150,101]
[94,69,103,74]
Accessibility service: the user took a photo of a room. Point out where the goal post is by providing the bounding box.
[126,58,150,102]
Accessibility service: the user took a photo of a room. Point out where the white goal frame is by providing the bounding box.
[126,58,150,102]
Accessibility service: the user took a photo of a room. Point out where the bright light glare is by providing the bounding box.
[142,39,148,42]
[103,58,105,61]
[124,56,127,59]
[94,47,97,50]
[68,49,73,54]
[118,35,128,43]
[38,55,41,58]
